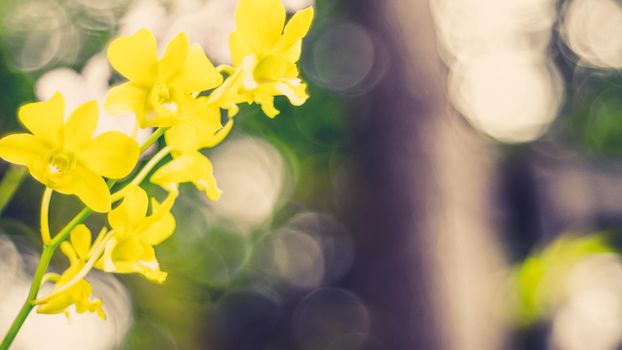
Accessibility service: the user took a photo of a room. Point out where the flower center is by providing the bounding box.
[153,84,178,111]
[47,151,75,177]
[157,84,170,103]
[146,84,179,123]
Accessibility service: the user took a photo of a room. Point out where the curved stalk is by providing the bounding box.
[88,228,108,258]
[0,207,91,349]
[140,127,166,153]
[34,233,112,305]
[40,187,53,244]
[111,146,171,202]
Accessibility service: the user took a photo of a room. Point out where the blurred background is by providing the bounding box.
[0,0,622,349]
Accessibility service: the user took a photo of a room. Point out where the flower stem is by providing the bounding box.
[34,233,112,304]
[0,165,27,217]
[0,207,92,349]
[140,127,166,153]
[110,146,171,202]
[40,187,53,244]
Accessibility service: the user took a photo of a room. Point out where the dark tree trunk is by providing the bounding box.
[343,0,448,349]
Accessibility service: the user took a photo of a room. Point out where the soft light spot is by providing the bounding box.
[561,0,622,69]
[448,50,563,143]
[293,288,371,350]
[431,0,557,64]
[210,136,289,231]
[286,212,354,285]
[552,255,622,350]
[3,1,71,71]
[306,22,378,95]
[274,228,325,289]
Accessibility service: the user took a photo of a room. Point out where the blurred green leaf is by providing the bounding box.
[513,234,616,325]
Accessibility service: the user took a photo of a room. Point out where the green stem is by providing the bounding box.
[35,233,112,304]
[140,127,166,153]
[0,207,91,349]
[0,165,27,217]
[110,146,171,202]
[0,127,167,349]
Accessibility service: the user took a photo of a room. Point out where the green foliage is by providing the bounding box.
[513,234,616,325]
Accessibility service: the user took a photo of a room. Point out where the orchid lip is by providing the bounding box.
[45,150,76,185]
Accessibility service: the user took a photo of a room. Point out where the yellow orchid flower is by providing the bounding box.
[150,149,222,201]
[97,185,176,283]
[105,29,223,128]
[209,0,314,118]
[0,93,139,213]
[36,225,105,319]
[150,98,232,200]
[150,98,233,201]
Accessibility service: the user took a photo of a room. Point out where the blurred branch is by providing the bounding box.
[0,165,26,217]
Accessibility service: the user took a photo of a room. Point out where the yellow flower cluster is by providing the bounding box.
[0,0,313,320]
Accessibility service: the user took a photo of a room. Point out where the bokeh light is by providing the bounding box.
[119,0,168,36]
[303,21,386,96]
[293,288,370,350]
[273,227,325,289]
[286,212,354,285]
[552,254,622,350]
[0,234,21,297]
[561,0,622,69]
[431,0,557,64]
[209,136,289,231]
[3,1,73,71]
[307,22,374,93]
[433,0,563,143]
[448,50,563,143]
[159,0,236,64]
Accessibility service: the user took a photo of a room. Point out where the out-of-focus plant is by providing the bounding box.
[512,234,616,325]
[0,0,314,348]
